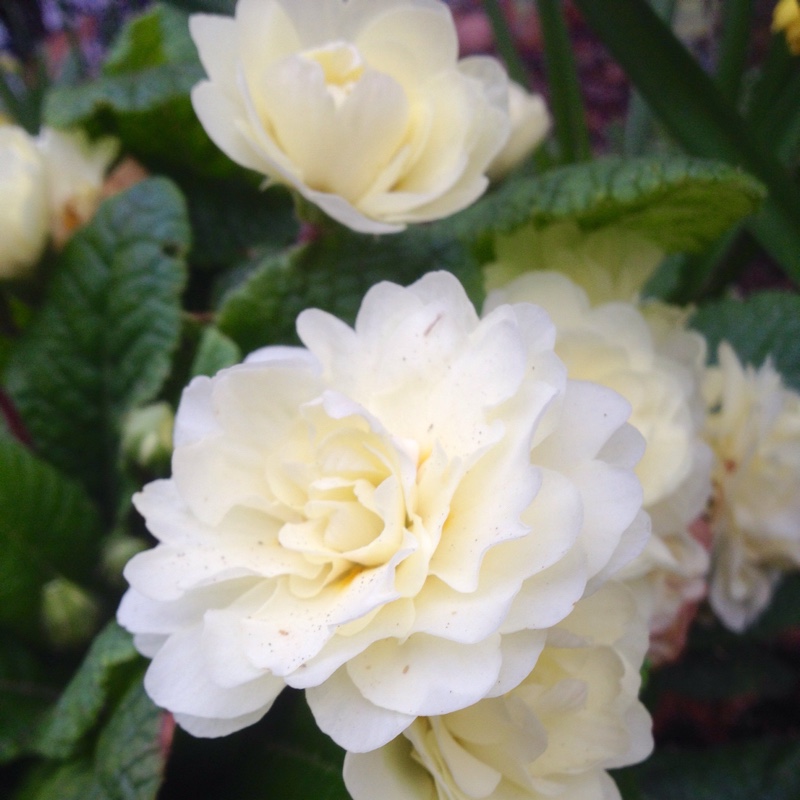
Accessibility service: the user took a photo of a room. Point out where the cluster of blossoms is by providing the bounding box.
[109,0,800,798]
[0,123,118,279]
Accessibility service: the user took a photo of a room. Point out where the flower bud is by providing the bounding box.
[122,402,175,471]
[41,577,100,649]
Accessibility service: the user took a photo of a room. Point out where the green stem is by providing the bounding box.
[715,0,754,103]
[623,0,677,155]
[481,0,530,87]
[537,0,592,163]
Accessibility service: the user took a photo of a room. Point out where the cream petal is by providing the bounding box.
[190,81,267,174]
[188,14,239,89]
[344,739,436,800]
[347,633,501,716]
[145,626,283,721]
[355,2,457,88]
[306,665,415,751]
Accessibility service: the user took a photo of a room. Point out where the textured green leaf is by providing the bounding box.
[443,156,764,253]
[690,291,800,391]
[217,224,481,355]
[4,178,189,512]
[42,5,230,179]
[182,178,297,268]
[94,676,166,800]
[35,623,139,760]
[17,669,165,800]
[0,438,102,638]
[0,636,57,764]
[190,327,242,378]
[631,737,800,799]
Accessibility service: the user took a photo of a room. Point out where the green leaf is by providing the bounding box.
[94,676,166,800]
[182,178,297,268]
[0,437,102,639]
[217,224,481,355]
[444,155,764,253]
[0,636,57,764]
[42,5,231,179]
[190,327,242,378]
[631,737,800,799]
[690,291,800,392]
[35,623,139,760]
[17,669,165,800]
[4,178,189,513]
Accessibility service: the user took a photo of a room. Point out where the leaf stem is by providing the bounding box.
[481,0,530,87]
[537,0,592,163]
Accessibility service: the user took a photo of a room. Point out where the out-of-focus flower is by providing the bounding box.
[343,582,653,800]
[486,81,550,181]
[118,271,648,750]
[486,273,712,660]
[485,221,664,305]
[773,0,800,55]
[36,127,118,249]
[0,124,49,280]
[703,342,800,632]
[188,0,511,234]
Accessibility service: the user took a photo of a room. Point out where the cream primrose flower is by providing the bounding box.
[35,127,119,249]
[343,582,653,800]
[188,0,511,235]
[118,271,649,751]
[486,81,551,182]
[484,221,664,306]
[704,342,800,632]
[0,124,49,279]
[486,273,712,654]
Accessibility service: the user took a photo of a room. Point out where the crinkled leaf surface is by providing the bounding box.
[35,623,139,760]
[690,291,800,391]
[4,178,189,512]
[217,224,482,355]
[0,437,102,639]
[443,155,764,253]
[0,636,57,764]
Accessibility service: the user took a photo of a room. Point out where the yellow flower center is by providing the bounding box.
[302,41,366,106]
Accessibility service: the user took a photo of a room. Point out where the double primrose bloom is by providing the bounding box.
[118,272,650,754]
[188,0,513,233]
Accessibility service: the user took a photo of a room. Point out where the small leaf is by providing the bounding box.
[4,178,190,512]
[690,291,800,391]
[190,327,242,378]
[35,623,139,760]
[217,224,481,355]
[442,155,765,253]
[0,438,102,639]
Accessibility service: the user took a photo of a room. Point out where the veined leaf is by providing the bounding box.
[4,178,189,513]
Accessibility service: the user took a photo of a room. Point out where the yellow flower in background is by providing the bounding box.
[773,0,800,54]
[188,0,511,234]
